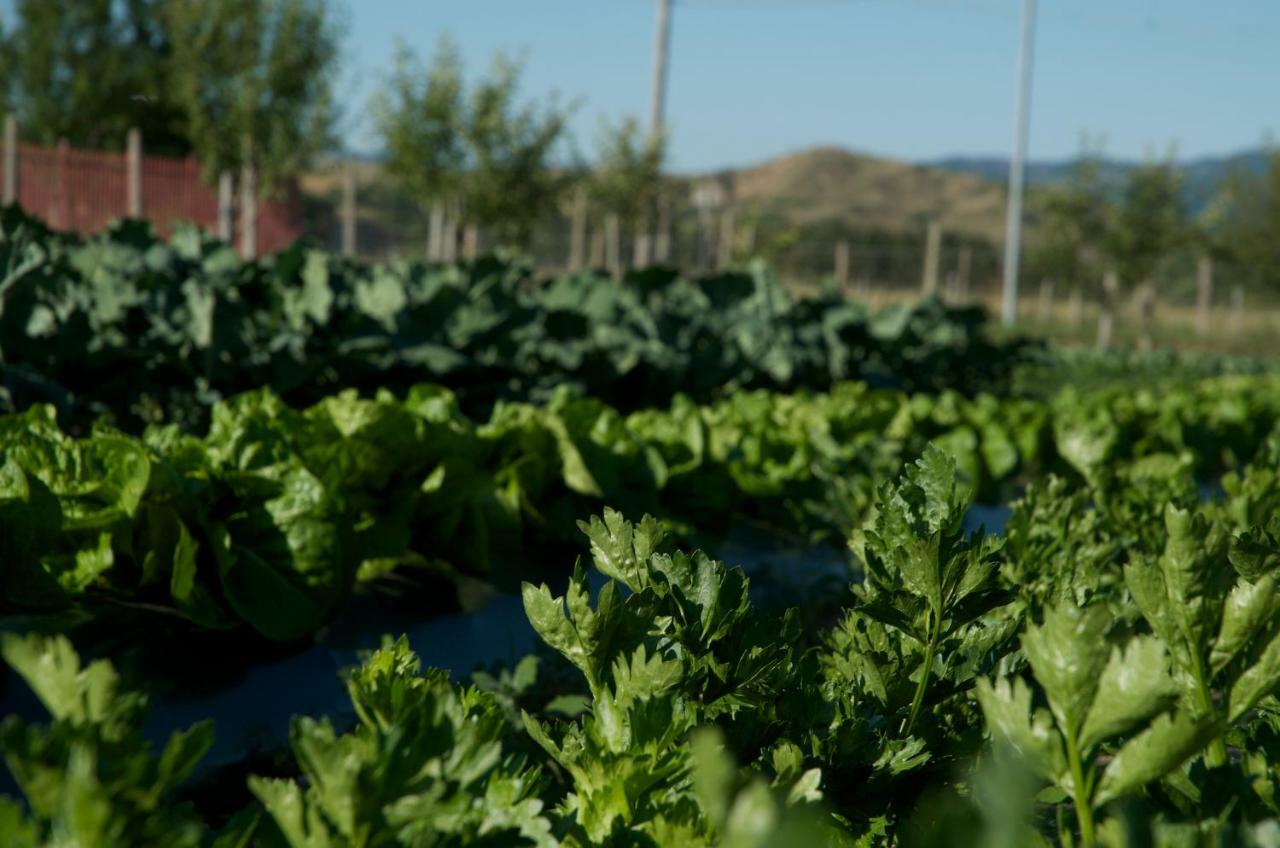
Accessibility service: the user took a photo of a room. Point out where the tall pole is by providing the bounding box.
[650,0,673,138]
[1001,0,1037,327]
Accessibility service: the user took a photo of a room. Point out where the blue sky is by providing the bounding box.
[338,0,1278,171]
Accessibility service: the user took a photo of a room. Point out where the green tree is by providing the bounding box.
[372,37,467,219]
[371,38,572,250]
[162,0,341,189]
[1103,158,1186,349]
[1203,150,1280,292]
[589,116,666,230]
[461,53,573,245]
[0,0,188,153]
[1030,157,1109,305]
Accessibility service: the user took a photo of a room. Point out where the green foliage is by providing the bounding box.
[162,0,341,188]
[0,0,187,152]
[1105,158,1187,291]
[250,637,553,847]
[372,37,468,207]
[520,509,826,844]
[588,117,667,228]
[976,602,1214,846]
[0,217,1031,432]
[371,37,573,243]
[0,633,222,847]
[844,446,1012,739]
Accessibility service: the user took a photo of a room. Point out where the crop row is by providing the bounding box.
[4,428,1280,845]
[0,209,1026,433]
[3,374,1280,645]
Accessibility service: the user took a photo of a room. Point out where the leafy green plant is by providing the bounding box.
[0,633,222,847]
[250,636,552,847]
[1124,505,1280,768]
[976,601,1215,847]
[844,445,1012,738]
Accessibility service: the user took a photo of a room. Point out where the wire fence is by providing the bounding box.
[5,137,1279,355]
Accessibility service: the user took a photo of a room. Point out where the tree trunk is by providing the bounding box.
[1069,286,1084,330]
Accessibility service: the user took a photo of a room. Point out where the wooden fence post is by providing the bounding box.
[605,213,621,278]
[716,207,736,269]
[956,245,972,302]
[1096,269,1119,350]
[463,224,479,261]
[441,199,461,262]
[126,128,143,217]
[921,220,942,296]
[1195,254,1213,336]
[589,224,605,269]
[53,139,69,229]
[240,159,258,259]
[1136,280,1157,351]
[1038,277,1055,323]
[426,202,443,261]
[217,172,234,242]
[3,116,19,206]
[341,160,357,256]
[741,222,756,258]
[834,241,850,292]
[633,223,652,269]
[568,188,587,272]
[1230,286,1245,336]
[654,197,671,264]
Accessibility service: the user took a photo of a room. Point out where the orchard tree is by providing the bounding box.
[373,36,467,253]
[371,38,572,253]
[462,53,572,245]
[1030,156,1109,312]
[1203,150,1280,290]
[1103,158,1186,349]
[162,0,341,190]
[0,0,188,153]
[589,116,666,229]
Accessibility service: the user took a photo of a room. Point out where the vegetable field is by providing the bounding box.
[4,217,1280,847]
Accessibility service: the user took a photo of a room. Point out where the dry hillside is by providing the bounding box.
[711,146,1008,241]
[299,146,1012,249]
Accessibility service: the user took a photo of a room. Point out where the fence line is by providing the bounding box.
[0,118,304,257]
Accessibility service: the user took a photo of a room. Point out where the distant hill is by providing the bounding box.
[703,146,1009,242]
[930,149,1272,214]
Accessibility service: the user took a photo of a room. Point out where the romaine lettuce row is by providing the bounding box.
[1124,505,1280,768]
[0,634,223,847]
[0,406,150,604]
[843,445,1014,740]
[976,602,1217,848]
[251,636,553,848]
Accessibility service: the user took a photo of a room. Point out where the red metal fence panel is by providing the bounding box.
[13,141,303,255]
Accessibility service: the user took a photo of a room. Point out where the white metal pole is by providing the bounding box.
[1001,0,1037,327]
[650,0,673,138]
